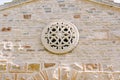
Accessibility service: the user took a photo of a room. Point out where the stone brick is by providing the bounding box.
[23,14,31,19]
[1,27,11,32]
[27,63,40,72]
[44,63,56,68]
[0,0,119,79]
[23,45,31,48]
[73,14,80,19]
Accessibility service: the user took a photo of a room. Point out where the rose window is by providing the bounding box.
[41,20,79,54]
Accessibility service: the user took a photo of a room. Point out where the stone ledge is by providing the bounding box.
[89,0,120,8]
[0,0,120,11]
[0,0,37,11]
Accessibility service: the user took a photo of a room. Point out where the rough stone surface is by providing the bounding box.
[0,0,120,79]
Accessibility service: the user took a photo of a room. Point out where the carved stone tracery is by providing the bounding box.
[41,20,79,54]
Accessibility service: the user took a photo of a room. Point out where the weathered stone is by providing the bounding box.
[44,63,56,68]
[0,0,119,79]
[28,63,40,72]
[73,14,80,19]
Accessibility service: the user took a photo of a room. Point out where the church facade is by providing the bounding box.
[0,0,120,79]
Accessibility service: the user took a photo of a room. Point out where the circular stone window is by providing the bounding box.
[41,20,79,54]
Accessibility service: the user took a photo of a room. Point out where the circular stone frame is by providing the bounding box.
[41,20,79,54]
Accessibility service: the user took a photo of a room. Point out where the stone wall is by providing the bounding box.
[0,0,120,79]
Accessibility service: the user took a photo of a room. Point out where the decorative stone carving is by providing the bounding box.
[41,20,79,54]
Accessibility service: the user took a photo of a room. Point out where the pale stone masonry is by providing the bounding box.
[0,0,120,80]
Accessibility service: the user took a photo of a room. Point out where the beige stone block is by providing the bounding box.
[9,63,27,73]
[2,73,15,80]
[0,61,7,73]
[27,63,40,72]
